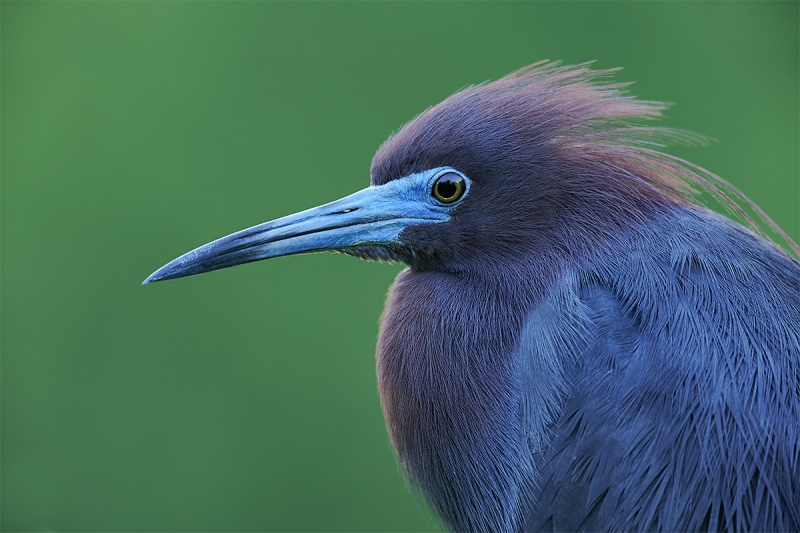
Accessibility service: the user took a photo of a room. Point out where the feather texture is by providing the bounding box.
[525,209,800,532]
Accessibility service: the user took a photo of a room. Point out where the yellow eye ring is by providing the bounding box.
[432,173,466,204]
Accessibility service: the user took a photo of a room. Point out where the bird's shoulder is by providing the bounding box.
[520,208,800,532]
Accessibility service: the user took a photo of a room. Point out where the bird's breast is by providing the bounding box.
[376,268,541,532]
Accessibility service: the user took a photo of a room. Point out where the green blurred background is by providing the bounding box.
[2,2,797,531]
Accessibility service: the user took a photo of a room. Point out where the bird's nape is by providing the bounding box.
[145,61,800,533]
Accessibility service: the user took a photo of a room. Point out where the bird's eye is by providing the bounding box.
[432,173,466,204]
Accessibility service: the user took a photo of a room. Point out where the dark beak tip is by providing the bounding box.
[142,266,175,286]
[142,272,161,286]
[142,259,209,286]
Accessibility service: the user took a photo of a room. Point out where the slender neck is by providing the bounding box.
[377,268,545,532]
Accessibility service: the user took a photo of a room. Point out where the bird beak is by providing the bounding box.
[143,178,449,284]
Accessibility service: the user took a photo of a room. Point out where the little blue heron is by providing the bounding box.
[145,62,800,532]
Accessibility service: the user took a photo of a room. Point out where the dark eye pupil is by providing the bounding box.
[433,172,465,203]
[437,180,457,198]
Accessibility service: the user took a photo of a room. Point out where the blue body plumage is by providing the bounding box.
[145,62,800,532]
[380,208,799,531]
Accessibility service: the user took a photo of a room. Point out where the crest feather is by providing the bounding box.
[371,61,799,258]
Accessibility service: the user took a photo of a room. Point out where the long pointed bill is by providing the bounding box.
[143,176,451,284]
